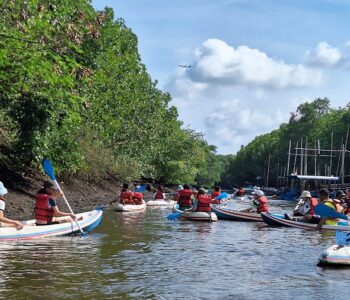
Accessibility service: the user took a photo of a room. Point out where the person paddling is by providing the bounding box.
[193,188,212,213]
[178,184,194,211]
[153,185,166,200]
[317,188,343,229]
[211,186,221,204]
[35,180,76,226]
[0,181,23,229]
[241,189,269,213]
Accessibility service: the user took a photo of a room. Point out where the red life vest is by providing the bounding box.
[35,193,54,223]
[154,190,164,200]
[307,198,318,215]
[236,189,245,196]
[197,195,212,212]
[257,196,269,213]
[120,190,133,204]
[174,193,180,201]
[133,192,143,205]
[211,191,220,199]
[178,189,193,206]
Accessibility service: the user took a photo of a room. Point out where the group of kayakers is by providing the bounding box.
[0,180,77,229]
[291,188,350,227]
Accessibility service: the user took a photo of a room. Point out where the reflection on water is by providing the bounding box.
[1,201,350,299]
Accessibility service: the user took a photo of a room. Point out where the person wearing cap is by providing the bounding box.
[193,188,212,213]
[0,181,23,229]
[292,191,319,223]
[177,184,194,210]
[317,188,343,229]
[34,180,76,225]
[173,185,183,202]
[241,189,269,213]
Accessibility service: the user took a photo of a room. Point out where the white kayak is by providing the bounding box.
[147,199,168,206]
[318,244,350,266]
[173,204,218,222]
[115,200,147,212]
[0,209,103,240]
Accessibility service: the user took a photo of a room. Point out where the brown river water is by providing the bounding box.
[0,200,350,299]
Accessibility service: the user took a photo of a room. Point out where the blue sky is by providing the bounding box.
[93,0,350,154]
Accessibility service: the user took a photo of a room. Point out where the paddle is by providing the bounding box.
[42,159,85,236]
[215,192,228,200]
[314,204,348,220]
[167,207,193,220]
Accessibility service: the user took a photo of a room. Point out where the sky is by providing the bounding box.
[92,0,350,154]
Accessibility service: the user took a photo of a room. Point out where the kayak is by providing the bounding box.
[261,212,350,231]
[173,204,218,222]
[115,200,147,212]
[147,199,169,206]
[0,209,103,240]
[318,244,350,266]
[211,206,262,222]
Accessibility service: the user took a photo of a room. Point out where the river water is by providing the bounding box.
[1,200,350,299]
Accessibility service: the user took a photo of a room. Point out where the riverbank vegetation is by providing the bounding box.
[0,1,223,186]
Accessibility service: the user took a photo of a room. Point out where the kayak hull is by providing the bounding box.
[173,204,218,222]
[261,212,350,231]
[211,206,262,222]
[318,244,350,266]
[147,199,168,206]
[0,209,103,240]
[115,200,147,212]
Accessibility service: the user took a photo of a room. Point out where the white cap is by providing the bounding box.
[176,185,184,191]
[252,189,264,196]
[300,190,311,198]
[0,181,8,196]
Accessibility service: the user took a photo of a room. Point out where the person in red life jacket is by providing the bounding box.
[178,184,194,211]
[251,189,269,213]
[35,180,76,226]
[344,189,350,215]
[118,183,134,204]
[173,185,183,202]
[236,187,246,197]
[133,192,144,205]
[210,186,222,204]
[153,185,166,200]
[291,190,319,223]
[0,181,23,229]
[194,188,212,213]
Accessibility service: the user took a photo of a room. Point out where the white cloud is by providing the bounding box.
[204,99,285,149]
[306,42,342,67]
[186,39,322,89]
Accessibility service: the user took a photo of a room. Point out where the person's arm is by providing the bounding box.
[0,211,23,229]
[317,217,326,230]
[52,205,75,219]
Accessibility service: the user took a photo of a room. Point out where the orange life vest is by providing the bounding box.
[307,198,319,215]
[34,193,54,223]
[257,196,269,213]
[178,189,193,206]
[197,195,212,212]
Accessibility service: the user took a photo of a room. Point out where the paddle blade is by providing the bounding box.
[167,212,181,220]
[216,192,228,200]
[314,204,348,220]
[42,159,56,180]
[336,231,350,245]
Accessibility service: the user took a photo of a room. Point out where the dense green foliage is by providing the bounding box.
[0,1,223,186]
[224,98,350,187]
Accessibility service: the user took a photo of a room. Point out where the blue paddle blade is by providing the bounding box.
[216,192,228,200]
[336,231,350,245]
[314,204,348,220]
[42,159,56,180]
[167,212,182,220]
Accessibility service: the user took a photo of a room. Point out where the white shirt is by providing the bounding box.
[0,199,5,211]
